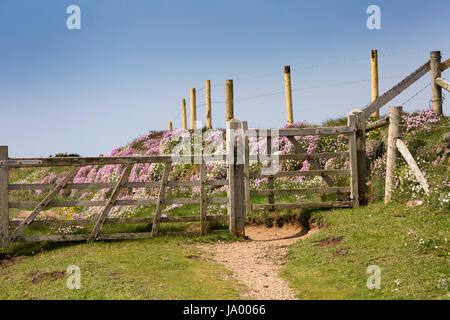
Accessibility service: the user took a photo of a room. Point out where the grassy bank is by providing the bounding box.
[0,233,246,300]
[282,203,449,299]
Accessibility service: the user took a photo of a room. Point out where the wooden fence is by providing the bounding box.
[0,149,243,248]
[228,118,360,213]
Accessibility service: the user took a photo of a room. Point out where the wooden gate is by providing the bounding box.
[238,118,360,214]
[0,144,246,248]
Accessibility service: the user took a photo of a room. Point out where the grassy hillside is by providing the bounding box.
[1,108,448,300]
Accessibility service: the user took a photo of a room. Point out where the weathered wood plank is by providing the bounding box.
[242,121,252,216]
[366,116,389,132]
[250,187,351,196]
[441,58,450,72]
[251,201,353,210]
[249,152,349,162]
[9,179,227,191]
[266,135,275,211]
[0,146,9,248]
[9,196,228,209]
[249,169,350,179]
[435,77,450,92]
[10,214,229,227]
[199,163,207,235]
[151,162,171,236]
[9,166,80,241]
[2,155,227,168]
[362,61,431,119]
[396,139,430,194]
[87,165,132,241]
[348,115,360,208]
[251,127,353,137]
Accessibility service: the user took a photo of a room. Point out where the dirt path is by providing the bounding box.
[198,224,318,300]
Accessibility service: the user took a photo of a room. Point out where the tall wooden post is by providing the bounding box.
[168,121,172,131]
[226,80,234,121]
[347,115,360,208]
[351,110,367,205]
[430,51,443,115]
[190,88,196,130]
[371,50,379,118]
[226,120,245,237]
[0,146,9,248]
[385,106,403,204]
[284,66,294,124]
[181,99,187,130]
[266,136,275,211]
[206,80,212,129]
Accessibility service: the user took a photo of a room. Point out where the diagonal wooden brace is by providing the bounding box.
[287,136,348,201]
[150,162,171,237]
[87,165,132,241]
[9,166,80,241]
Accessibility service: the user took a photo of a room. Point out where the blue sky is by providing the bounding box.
[0,0,449,157]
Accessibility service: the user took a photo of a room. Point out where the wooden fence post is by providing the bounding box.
[430,51,443,115]
[0,146,9,248]
[168,121,172,131]
[385,106,403,204]
[352,110,367,205]
[190,88,196,130]
[284,66,294,125]
[181,99,187,130]
[206,80,212,129]
[226,120,245,237]
[371,50,380,118]
[199,162,207,235]
[347,115,360,208]
[266,135,275,211]
[226,80,234,121]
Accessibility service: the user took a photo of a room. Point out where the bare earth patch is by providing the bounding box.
[198,224,318,300]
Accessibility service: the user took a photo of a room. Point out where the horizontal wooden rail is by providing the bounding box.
[9,197,228,208]
[366,116,389,132]
[13,229,227,243]
[251,127,354,137]
[435,77,450,92]
[442,58,450,72]
[362,60,431,119]
[251,201,353,210]
[249,169,350,179]
[249,152,349,162]
[9,214,229,227]
[1,155,228,168]
[9,179,228,191]
[250,187,351,196]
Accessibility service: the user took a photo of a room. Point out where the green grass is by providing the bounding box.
[282,202,449,300]
[0,234,246,300]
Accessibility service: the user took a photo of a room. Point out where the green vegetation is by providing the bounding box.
[0,234,246,300]
[282,203,449,300]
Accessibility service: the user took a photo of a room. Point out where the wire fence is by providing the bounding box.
[171,45,450,127]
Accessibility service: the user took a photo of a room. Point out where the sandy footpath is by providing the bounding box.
[198,224,318,300]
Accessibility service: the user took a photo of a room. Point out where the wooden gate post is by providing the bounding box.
[226,80,234,121]
[430,51,443,115]
[226,120,245,237]
[347,116,360,208]
[351,110,367,205]
[385,106,403,204]
[0,146,9,248]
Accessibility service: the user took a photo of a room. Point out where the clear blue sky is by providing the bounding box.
[1,0,449,157]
